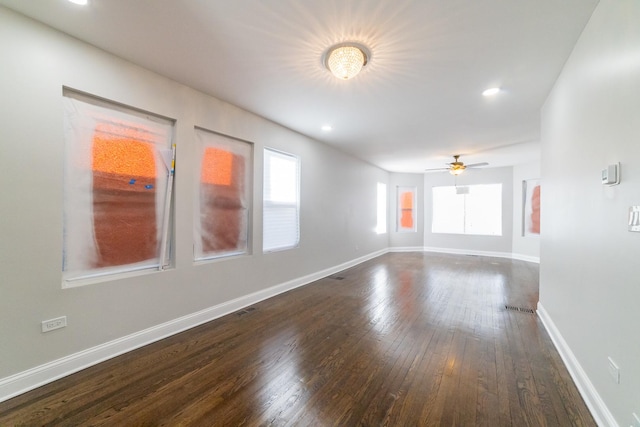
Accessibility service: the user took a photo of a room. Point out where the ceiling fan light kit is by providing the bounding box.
[425,155,489,175]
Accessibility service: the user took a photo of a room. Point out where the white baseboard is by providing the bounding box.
[422,246,514,259]
[0,248,387,403]
[390,246,540,264]
[537,303,618,427]
[388,246,425,253]
[511,253,540,263]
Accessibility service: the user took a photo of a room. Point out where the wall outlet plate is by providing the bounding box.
[42,316,67,333]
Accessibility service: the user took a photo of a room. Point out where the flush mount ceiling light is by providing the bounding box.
[324,43,370,80]
[68,0,88,4]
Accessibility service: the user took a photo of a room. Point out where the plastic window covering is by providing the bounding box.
[194,129,251,260]
[263,148,300,252]
[62,94,174,282]
[397,186,417,232]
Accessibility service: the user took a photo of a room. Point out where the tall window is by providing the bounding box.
[263,148,300,252]
[62,91,175,283]
[397,186,417,232]
[194,128,252,260]
[376,182,387,234]
[432,184,502,236]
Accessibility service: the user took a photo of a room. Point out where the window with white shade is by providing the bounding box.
[263,148,300,252]
[432,184,502,236]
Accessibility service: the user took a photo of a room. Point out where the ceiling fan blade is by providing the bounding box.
[465,162,489,168]
[424,167,450,172]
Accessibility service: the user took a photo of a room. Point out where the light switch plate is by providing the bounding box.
[629,207,640,232]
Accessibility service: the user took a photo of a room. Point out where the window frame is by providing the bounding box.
[61,88,176,287]
[396,186,417,233]
[194,127,253,262]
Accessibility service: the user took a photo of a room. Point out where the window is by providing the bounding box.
[62,91,175,283]
[263,148,300,252]
[431,184,502,236]
[397,186,417,232]
[194,128,252,260]
[376,182,387,234]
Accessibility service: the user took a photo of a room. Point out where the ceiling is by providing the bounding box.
[0,0,598,173]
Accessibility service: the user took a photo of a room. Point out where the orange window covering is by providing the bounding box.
[92,124,157,177]
[530,185,541,234]
[200,149,245,254]
[201,147,233,186]
[400,191,414,229]
[91,128,158,268]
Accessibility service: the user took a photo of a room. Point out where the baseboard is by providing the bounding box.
[0,248,387,403]
[390,246,540,264]
[421,246,514,260]
[537,303,618,427]
[388,246,424,253]
[511,253,540,263]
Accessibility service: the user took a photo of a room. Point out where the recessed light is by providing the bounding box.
[482,87,501,97]
[321,125,333,132]
[68,0,88,5]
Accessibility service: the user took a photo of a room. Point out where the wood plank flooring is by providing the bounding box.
[0,252,595,426]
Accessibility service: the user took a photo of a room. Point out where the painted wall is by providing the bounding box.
[388,173,424,249]
[423,167,514,256]
[539,0,640,424]
[512,161,541,262]
[0,8,388,385]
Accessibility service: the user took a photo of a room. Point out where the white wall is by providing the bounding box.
[423,167,514,256]
[539,0,640,425]
[389,173,424,249]
[512,161,541,262]
[0,7,388,395]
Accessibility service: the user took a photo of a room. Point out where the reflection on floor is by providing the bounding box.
[0,252,595,426]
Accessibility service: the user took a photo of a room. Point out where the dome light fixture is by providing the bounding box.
[449,155,466,175]
[324,43,370,80]
[449,166,466,175]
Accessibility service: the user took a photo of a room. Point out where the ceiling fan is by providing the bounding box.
[425,155,489,175]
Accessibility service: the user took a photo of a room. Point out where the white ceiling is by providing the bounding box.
[0,0,598,172]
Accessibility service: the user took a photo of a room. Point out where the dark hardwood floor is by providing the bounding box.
[0,252,595,426]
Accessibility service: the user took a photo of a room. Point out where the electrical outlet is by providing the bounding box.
[42,316,67,333]
[607,357,620,384]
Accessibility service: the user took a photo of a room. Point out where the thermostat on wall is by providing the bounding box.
[601,163,620,186]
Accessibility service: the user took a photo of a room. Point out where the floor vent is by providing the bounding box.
[236,307,256,316]
[505,305,536,314]
[329,276,345,280]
